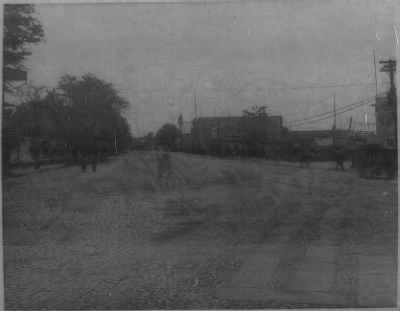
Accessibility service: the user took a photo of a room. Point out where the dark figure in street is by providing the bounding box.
[30,138,45,170]
[88,147,98,172]
[335,146,345,171]
[350,149,356,168]
[157,150,171,180]
[299,145,312,168]
[80,152,88,172]
[91,153,98,172]
[80,144,99,173]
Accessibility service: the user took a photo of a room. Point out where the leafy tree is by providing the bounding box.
[13,90,69,140]
[5,91,70,165]
[2,4,44,171]
[145,132,154,140]
[7,73,133,166]
[3,4,45,68]
[156,123,180,150]
[242,105,268,117]
[57,73,132,153]
[242,106,268,156]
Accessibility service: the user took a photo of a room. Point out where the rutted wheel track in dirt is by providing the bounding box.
[269,168,323,291]
[267,169,355,292]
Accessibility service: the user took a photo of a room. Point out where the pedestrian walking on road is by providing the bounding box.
[80,151,88,172]
[89,148,98,172]
[335,146,345,171]
[299,145,311,168]
[156,146,172,182]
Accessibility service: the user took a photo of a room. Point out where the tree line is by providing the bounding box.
[2,4,133,169]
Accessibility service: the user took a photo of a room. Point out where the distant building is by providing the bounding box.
[132,136,153,150]
[191,116,284,155]
[288,130,336,146]
[287,129,374,149]
[181,121,193,152]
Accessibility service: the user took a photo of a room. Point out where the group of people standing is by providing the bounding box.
[297,144,346,170]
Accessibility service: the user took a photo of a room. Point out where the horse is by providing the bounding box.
[79,144,99,173]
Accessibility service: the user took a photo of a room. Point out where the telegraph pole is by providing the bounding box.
[379,59,396,97]
[114,128,118,154]
[333,92,336,146]
[348,117,352,133]
[178,113,183,150]
[379,59,397,146]
[333,92,336,130]
[373,50,378,97]
[194,88,197,118]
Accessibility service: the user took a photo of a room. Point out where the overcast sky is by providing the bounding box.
[21,0,398,136]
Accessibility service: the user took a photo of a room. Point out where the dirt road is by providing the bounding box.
[2,152,397,309]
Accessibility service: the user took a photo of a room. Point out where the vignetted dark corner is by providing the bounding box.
[2,1,398,309]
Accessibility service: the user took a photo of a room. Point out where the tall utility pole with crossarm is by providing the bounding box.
[375,59,397,147]
[380,59,396,123]
[332,92,336,146]
[379,59,396,101]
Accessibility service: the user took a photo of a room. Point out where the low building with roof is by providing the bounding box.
[191,115,284,155]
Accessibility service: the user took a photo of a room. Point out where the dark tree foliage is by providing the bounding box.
[57,74,132,152]
[12,91,69,140]
[3,4,45,67]
[2,4,45,169]
[58,74,129,113]
[2,93,68,163]
[146,132,154,140]
[242,106,269,157]
[242,105,268,117]
[6,73,132,163]
[156,123,180,150]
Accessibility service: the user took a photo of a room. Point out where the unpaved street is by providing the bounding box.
[2,152,397,309]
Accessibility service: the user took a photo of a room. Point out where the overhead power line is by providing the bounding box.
[288,95,379,127]
[288,99,375,127]
[287,93,381,125]
[239,82,386,91]
[118,82,389,93]
[288,99,375,128]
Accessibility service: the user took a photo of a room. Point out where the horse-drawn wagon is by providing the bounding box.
[352,144,397,179]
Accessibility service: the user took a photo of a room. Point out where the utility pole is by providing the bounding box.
[379,59,396,93]
[373,50,378,98]
[178,113,183,151]
[114,128,118,154]
[194,88,197,118]
[333,92,336,146]
[364,111,368,129]
[333,92,336,130]
[348,117,352,133]
[379,59,397,146]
